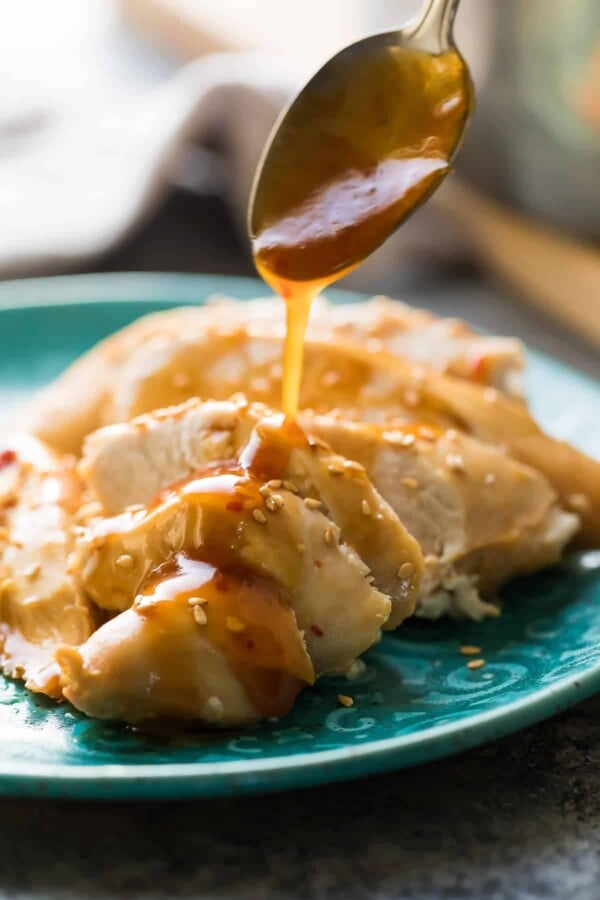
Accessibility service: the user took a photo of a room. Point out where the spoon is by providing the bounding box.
[248,0,472,416]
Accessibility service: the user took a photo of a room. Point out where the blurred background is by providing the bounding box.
[0,0,598,370]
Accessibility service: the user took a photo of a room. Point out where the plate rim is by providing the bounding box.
[0,271,598,800]
[0,660,598,799]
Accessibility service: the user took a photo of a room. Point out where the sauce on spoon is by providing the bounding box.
[251,44,471,417]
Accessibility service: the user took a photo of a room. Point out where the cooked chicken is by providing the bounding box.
[22,294,596,538]
[62,413,421,724]
[0,435,97,696]
[80,397,579,621]
[307,417,579,619]
[80,326,596,546]
[209,294,525,396]
[19,294,524,455]
[58,554,316,726]
[80,399,423,628]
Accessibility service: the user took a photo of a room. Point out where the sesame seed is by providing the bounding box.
[346,659,366,681]
[483,388,498,404]
[307,436,329,451]
[304,497,322,510]
[171,371,190,389]
[567,493,591,514]
[397,562,415,579]
[460,645,481,656]
[424,554,438,566]
[337,694,354,708]
[382,431,405,445]
[283,480,299,493]
[188,596,207,607]
[23,563,40,579]
[266,493,284,512]
[116,553,134,569]
[321,370,341,388]
[361,500,372,517]
[484,473,496,486]
[467,658,485,670]
[446,429,459,441]
[404,389,421,407]
[446,453,464,472]
[267,479,282,490]
[193,606,208,625]
[324,526,337,546]
[401,433,416,447]
[204,696,224,719]
[418,427,437,441]
[401,477,418,490]
[226,615,246,633]
[296,542,306,554]
[252,508,267,524]
[344,459,365,473]
[259,484,271,498]
[328,462,344,476]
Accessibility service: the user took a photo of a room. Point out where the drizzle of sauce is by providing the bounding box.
[251,46,471,417]
[136,553,314,718]
[85,418,316,718]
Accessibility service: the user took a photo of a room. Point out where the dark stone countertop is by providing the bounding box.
[2,192,598,900]
[3,695,600,899]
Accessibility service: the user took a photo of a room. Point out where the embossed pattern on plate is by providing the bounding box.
[0,273,598,800]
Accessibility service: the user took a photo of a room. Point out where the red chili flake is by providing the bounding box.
[314,560,322,569]
[226,499,243,512]
[214,576,229,593]
[0,450,16,470]
[246,640,255,650]
[469,354,486,379]
[310,624,324,637]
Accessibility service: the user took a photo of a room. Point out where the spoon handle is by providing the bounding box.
[409,0,461,51]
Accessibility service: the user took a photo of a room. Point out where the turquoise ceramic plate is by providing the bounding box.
[0,273,599,800]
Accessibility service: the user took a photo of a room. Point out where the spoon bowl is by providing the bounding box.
[249,0,472,285]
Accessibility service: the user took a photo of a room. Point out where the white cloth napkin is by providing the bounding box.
[0,52,304,278]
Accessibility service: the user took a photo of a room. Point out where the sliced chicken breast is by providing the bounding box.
[80,399,423,628]
[18,294,523,456]
[306,417,580,619]
[0,435,97,696]
[64,415,409,724]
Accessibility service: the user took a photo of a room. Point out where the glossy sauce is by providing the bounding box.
[251,46,471,417]
[136,553,314,718]
[88,418,315,718]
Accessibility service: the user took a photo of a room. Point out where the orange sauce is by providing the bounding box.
[137,554,314,718]
[90,417,315,718]
[251,46,471,417]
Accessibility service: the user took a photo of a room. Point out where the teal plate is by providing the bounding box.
[0,272,599,800]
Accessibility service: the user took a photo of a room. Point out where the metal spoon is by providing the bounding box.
[249,0,471,285]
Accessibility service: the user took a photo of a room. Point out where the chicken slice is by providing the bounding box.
[65,418,401,724]
[208,294,525,396]
[58,554,314,726]
[306,417,580,620]
[100,331,598,545]
[18,299,598,543]
[0,435,97,696]
[18,294,523,455]
[80,400,423,627]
